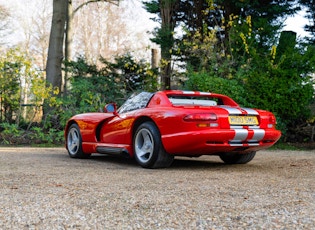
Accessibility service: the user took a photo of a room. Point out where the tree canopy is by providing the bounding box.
[143,0,315,139]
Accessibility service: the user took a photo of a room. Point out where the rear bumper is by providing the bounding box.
[161,128,281,156]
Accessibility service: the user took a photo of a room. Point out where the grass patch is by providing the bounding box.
[271,142,315,150]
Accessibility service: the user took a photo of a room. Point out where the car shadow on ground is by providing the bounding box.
[89,154,138,167]
[172,157,226,168]
[85,154,247,170]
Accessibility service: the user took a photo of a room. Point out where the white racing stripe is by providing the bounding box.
[181,91,211,95]
[249,129,265,142]
[241,108,259,115]
[182,91,196,94]
[220,106,265,146]
[233,129,248,142]
[220,106,243,115]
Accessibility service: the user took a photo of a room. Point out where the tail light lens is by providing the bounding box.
[269,114,276,124]
[267,114,277,128]
[184,113,217,122]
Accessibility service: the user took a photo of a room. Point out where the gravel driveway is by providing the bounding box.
[0,147,314,229]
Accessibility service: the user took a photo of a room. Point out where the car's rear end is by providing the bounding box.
[152,91,281,156]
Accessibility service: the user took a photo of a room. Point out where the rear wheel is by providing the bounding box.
[133,122,174,168]
[219,151,256,164]
[66,124,90,158]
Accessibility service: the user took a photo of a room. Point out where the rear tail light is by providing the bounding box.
[267,114,277,128]
[184,113,217,122]
[269,114,276,124]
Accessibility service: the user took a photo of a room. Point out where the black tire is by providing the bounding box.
[66,124,90,158]
[133,121,174,169]
[219,151,256,164]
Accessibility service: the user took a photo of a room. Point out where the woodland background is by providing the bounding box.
[0,0,314,146]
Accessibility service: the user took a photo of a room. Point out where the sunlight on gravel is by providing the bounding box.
[0,148,314,229]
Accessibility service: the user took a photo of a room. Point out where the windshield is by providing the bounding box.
[118,92,154,113]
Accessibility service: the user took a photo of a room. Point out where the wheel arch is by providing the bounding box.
[65,120,78,142]
[132,116,158,138]
[131,116,174,168]
[130,116,166,157]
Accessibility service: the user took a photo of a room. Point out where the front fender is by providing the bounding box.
[65,113,117,143]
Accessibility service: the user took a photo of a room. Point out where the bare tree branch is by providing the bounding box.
[73,0,120,14]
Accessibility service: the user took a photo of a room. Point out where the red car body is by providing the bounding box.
[65,90,281,168]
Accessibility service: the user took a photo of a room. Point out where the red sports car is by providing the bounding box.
[65,90,281,168]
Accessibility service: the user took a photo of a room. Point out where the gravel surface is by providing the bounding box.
[0,147,314,229]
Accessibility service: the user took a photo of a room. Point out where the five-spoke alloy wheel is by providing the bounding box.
[66,124,90,158]
[134,122,174,168]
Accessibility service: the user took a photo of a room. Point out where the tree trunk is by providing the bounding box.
[44,0,67,118]
[151,48,159,68]
[46,0,68,93]
[159,0,178,90]
[64,0,73,96]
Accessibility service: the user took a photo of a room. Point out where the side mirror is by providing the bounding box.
[104,103,117,113]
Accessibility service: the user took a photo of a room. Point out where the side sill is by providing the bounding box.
[96,146,130,158]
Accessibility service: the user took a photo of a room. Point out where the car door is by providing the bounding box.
[99,92,154,144]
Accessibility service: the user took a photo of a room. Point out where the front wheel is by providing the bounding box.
[66,124,90,158]
[133,122,174,168]
[219,151,256,164]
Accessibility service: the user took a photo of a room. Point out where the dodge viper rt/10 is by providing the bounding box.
[65,90,281,168]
